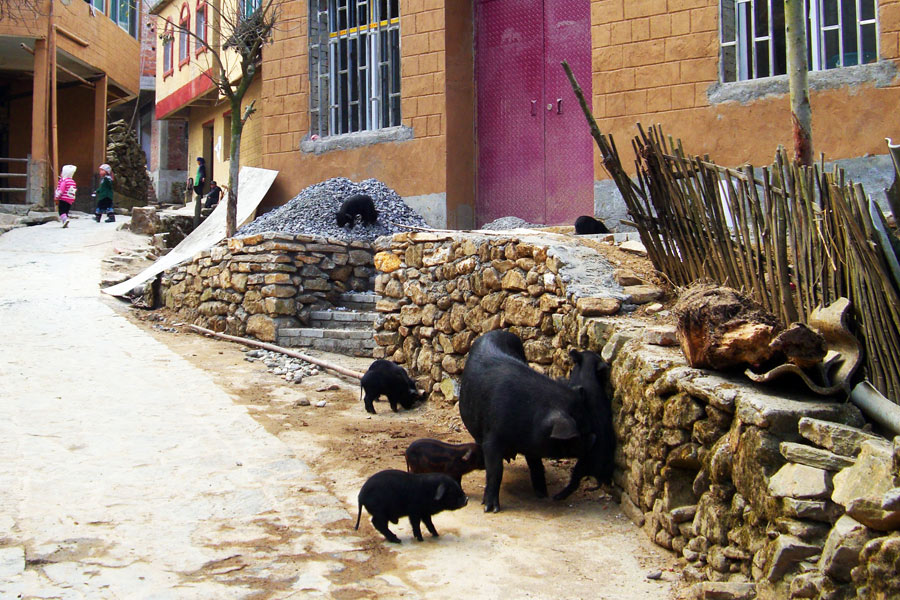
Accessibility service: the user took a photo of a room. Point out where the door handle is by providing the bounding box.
[531,100,537,116]
[557,98,562,114]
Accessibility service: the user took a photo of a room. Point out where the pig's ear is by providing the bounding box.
[434,483,446,501]
[549,416,579,441]
[596,361,610,379]
[569,350,582,364]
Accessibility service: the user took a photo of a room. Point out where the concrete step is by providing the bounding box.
[339,292,382,311]
[277,327,375,357]
[308,309,377,330]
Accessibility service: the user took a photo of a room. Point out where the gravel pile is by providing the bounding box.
[244,348,319,384]
[237,177,427,242]
[479,216,539,230]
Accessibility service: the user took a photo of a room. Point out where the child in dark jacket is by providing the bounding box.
[54,164,77,228]
[93,163,115,223]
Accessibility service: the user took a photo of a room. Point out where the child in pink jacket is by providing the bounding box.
[54,164,77,228]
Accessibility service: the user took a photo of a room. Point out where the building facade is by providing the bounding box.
[153,0,900,229]
[0,0,144,207]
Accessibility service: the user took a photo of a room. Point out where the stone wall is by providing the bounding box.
[160,232,374,341]
[372,230,900,599]
[370,230,665,401]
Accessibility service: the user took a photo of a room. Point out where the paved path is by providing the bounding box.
[0,218,365,598]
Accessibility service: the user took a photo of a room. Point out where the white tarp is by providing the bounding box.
[103,166,278,297]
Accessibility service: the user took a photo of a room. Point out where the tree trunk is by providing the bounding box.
[226,104,243,237]
[786,0,813,166]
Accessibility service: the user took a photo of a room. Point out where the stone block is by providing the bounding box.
[576,296,621,316]
[261,284,298,298]
[614,268,643,286]
[819,514,876,582]
[780,498,843,523]
[644,326,678,346]
[832,440,895,509]
[764,534,821,582]
[768,463,833,500]
[684,582,756,600]
[500,269,527,291]
[736,396,863,437]
[130,206,160,235]
[779,442,856,472]
[623,284,664,304]
[246,314,299,342]
[798,417,882,457]
[374,251,402,272]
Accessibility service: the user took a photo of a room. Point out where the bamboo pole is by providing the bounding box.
[180,323,366,380]
[786,0,813,165]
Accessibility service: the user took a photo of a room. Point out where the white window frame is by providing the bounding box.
[309,0,401,138]
[720,0,879,82]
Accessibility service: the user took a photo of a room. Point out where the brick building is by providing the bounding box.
[1,0,143,207]
[152,0,900,229]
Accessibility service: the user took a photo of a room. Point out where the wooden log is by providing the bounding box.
[180,323,366,380]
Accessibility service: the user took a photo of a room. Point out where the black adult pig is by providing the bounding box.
[336,194,378,228]
[360,359,422,414]
[574,215,611,235]
[405,438,485,485]
[458,330,592,512]
[355,469,469,543]
[553,349,615,500]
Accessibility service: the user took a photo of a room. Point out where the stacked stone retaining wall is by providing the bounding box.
[160,232,374,340]
[372,230,900,599]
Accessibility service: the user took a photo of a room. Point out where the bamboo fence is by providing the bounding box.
[562,59,900,404]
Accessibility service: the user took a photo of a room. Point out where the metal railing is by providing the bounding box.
[0,156,31,202]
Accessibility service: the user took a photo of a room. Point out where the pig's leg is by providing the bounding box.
[409,516,424,542]
[422,515,439,537]
[387,393,400,412]
[553,458,586,501]
[371,516,401,543]
[524,454,548,498]
[482,440,504,513]
[363,392,377,414]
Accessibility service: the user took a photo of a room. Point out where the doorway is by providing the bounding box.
[474,0,594,227]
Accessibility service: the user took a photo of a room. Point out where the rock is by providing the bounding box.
[315,400,327,407]
[620,240,647,255]
[764,534,821,582]
[646,302,665,313]
[845,498,900,531]
[246,314,298,342]
[832,440,895,509]
[780,498,843,523]
[684,581,756,600]
[601,331,634,363]
[374,252,403,273]
[130,206,160,235]
[772,518,831,542]
[768,463,832,500]
[500,269,527,291]
[646,571,662,580]
[768,322,826,368]
[819,514,877,581]
[737,394,863,437]
[576,296,621,317]
[614,268,643,286]
[624,284,665,304]
[853,533,900,598]
[644,326,678,346]
[296,398,311,406]
[883,488,900,511]
[663,393,705,429]
[798,417,885,457]
[620,494,645,527]
[779,442,856,472]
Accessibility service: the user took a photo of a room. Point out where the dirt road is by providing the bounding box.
[0,216,679,599]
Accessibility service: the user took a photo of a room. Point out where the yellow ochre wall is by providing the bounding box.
[589,0,900,174]
[259,0,448,208]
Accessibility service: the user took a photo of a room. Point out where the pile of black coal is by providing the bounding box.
[236,177,427,242]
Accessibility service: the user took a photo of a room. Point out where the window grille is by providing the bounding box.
[720,0,878,82]
[309,0,402,137]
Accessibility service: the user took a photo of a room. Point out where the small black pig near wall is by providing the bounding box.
[336,194,378,228]
[405,438,485,485]
[360,359,422,414]
[355,469,469,543]
[458,330,592,512]
[553,350,615,500]
[574,215,610,235]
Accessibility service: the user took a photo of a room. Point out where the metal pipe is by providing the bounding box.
[850,381,900,436]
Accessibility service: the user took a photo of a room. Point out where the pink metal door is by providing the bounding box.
[543,0,594,225]
[475,0,594,227]
[475,0,545,226]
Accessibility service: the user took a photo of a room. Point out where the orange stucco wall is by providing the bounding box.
[0,0,141,95]
[259,0,448,207]
[589,0,900,175]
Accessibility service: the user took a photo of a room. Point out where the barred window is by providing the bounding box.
[720,0,878,82]
[163,22,174,77]
[178,4,191,67]
[240,0,261,19]
[309,0,401,137]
